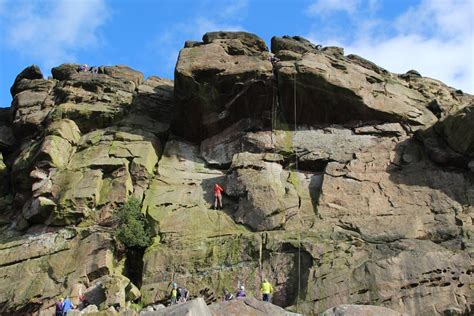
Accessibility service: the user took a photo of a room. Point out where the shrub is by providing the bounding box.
[115,197,151,248]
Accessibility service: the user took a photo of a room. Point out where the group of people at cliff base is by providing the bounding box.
[55,297,75,316]
[170,279,274,305]
[223,279,274,302]
[169,282,190,305]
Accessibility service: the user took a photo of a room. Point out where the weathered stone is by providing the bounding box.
[22,196,56,223]
[1,35,474,316]
[126,283,141,302]
[226,152,317,231]
[0,153,7,195]
[143,139,243,240]
[48,169,103,225]
[200,118,264,166]
[0,109,15,148]
[322,304,405,316]
[37,135,74,168]
[10,64,44,96]
[0,229,114,313]
[11,87,54,136]
[210,297,303,316]
[273,37,438,128]
[103,65,144,87]
[143,297,211,316]
[173,31,273,141]
[438,101,474,156]
[99,165,133,205]
[54,102,126,133]
[272,35,320,55]
[46,119,81,144]
[102,274,130,308]
[51,63,81,81]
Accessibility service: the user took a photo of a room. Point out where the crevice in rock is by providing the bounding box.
[124,247,145,288]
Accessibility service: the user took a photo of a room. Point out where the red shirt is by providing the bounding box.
[214,184,224,195]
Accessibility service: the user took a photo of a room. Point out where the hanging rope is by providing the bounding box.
[293,72,302,313]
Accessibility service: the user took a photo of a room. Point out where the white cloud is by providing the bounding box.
[307,0,361,16]
[307,0,474,93]
[218,0,248,20]
[3,0,108,71]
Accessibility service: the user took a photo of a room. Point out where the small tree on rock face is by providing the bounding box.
[115,197,151,248]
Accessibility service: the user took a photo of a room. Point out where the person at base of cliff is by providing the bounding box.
[177,287,189,303]
[78,293,88,309]
[235,285,246,298]
[223,288,234,301]
[55,297,64,316]
[260,279,273,302]
[62,296,75,315]
[213,183,224,210]
[170,283,178,305]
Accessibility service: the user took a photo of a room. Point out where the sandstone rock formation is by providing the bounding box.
[0,32,473,316]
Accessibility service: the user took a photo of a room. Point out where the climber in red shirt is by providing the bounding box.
[214,183,224,210]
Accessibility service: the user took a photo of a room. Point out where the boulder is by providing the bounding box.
[322,304,405,316]
[142,298,211,316]
[271,35,320,55]
[51,63,81,81]
[10,64,44,96]
[173,31,273,141]
[209,297,303,316]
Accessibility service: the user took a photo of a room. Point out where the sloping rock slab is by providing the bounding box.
[141,297,211,316]
[209,297,302,316]
[322,304,406,316]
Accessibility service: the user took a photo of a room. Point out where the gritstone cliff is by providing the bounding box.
[0,32,473,315]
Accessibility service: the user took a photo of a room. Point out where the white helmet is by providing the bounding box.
[240,285,245,290]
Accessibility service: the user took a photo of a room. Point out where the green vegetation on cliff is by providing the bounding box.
[115,197,151,248]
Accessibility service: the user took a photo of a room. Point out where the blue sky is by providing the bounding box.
[0,0,472,107]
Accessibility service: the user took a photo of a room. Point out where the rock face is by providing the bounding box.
[173,31,273,141]
[0,32,473,316]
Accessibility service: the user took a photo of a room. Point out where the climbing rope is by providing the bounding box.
[293,72,302,313]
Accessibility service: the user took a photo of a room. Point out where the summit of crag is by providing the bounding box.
[0,32,472,315]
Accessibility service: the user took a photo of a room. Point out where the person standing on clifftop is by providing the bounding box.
[213,183,224,210]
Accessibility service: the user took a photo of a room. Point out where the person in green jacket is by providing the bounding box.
[260,279,273,302]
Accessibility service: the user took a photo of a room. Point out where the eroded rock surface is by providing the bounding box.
[0,32,473,316]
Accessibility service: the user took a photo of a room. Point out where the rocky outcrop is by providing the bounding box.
[272,36,471,130]
[173,31,273,141]
[0,32,473,316]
